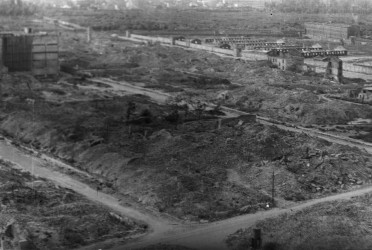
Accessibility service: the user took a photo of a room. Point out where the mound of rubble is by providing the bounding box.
[226,193,372,250]
[0,159,145,250]
[1,95,370,222]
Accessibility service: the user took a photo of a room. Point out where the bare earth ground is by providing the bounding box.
[2,11,372,249]
[0,156,145,250]
[226,193,372,250]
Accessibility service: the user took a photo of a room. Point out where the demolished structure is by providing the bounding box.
[268,49,304,71]
[304,56,343,82]
[0,30,59,76]
[358,86,372,102]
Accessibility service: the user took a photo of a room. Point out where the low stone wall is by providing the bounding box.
[189,43,236,56]
[130,34,172,44]
[344,63,372,75]
[241,50,268,61]
[304,58,372,80]
[175,40,187,47]
[120,32,273,61]
[43,17,86,31]
[304,58,328,73]
[127,32,237,56]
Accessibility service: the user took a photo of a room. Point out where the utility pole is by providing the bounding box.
[0,69,2,110]
[271,168,275,206]
[32,99,35,203]
[0,36,3,110]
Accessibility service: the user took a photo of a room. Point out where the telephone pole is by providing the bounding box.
[271,169,275,206]
[0,70,2,110]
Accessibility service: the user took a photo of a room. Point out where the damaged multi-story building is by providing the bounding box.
[267,46,345,82]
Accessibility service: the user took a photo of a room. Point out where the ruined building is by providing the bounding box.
[324,57,343,82]
[0,31,59,76]
[304,56,343,83]
[267,49,304,71]
[358,86,372,102]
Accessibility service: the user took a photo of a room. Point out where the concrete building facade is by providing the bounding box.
[268,49,304,71]
[304,23,360,41]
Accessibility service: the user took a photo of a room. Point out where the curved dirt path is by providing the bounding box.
[119,185,372,250]
[80,78,372,249]
[3,121,372,250]
[4,78,372,249]
[0,140,178,238]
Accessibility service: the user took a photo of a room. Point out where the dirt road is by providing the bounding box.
[66,78,372,249]
[75,78,372,249]
[0,140,179,239]
[3,108,372,250]
[119,184,372,250]
[320,94,367,107]
[89,78,172,103]
[3,135,372,250]
[87,77,372,153]
[119,182,372,250]
[5,77,372,250]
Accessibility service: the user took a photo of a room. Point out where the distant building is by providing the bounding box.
[219,43,231,49]
[304,23,360,41]
[174,36,186,41]
[358,86,372,102]
[276,39,285,45]
[311,43,323,50]
[267,49,304,71]
[334,45,347,52]
[301,48,347,58]
[191,38,202,44]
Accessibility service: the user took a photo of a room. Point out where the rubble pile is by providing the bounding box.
[1,86,371,222]
[226,193,372,250]
[0,159,144,250]
[58,31,372,128]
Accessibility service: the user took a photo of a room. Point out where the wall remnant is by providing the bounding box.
[0,32,59,76]
[324,57,343,82]
[268,49,304,71]
[358,87,372,102]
